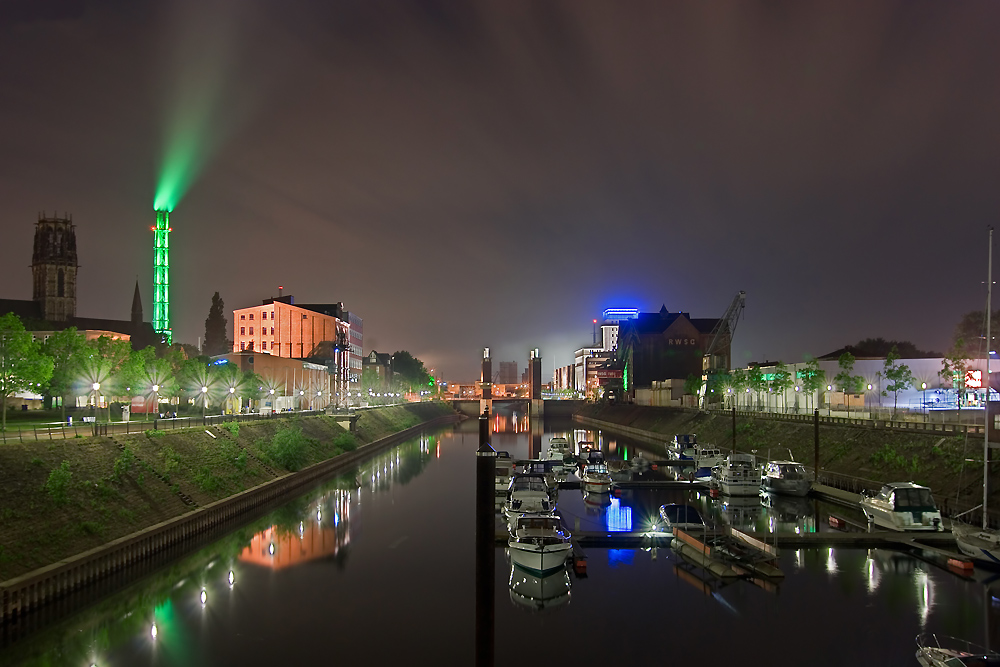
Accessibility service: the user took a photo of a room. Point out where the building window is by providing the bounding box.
[241,327,246,335]
[249,327,254,335]
[270,327,274,335]
[262,341,267,350]
[240,342,246,350]
[240,314,245,320]
[270,311,275,320]
[249,313,254,320]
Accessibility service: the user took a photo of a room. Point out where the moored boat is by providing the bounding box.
[712,453,760,496]
[581,461,613,493]
[915,632,1000,666]
[761,460,811,497]
[507,514,573,575]
[503,473,557,526]
[860,482,943,532]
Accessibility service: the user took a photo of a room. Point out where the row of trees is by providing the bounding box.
[693,345,920,416]
[0,312,265,431]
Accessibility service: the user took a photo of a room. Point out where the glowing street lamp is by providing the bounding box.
[201,385,208,418]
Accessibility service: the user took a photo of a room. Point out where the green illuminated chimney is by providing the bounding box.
[153,209,172,343]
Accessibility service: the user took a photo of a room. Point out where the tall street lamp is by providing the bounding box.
[827,385,833,417]
[921,382,927,422]
[152,384,160,420]
[201,386,208,418]
[92,382,100,422]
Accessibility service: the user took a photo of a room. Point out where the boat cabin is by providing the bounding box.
[508,474,551,494]
[764,461,807,480]
[516,516,563,532]
[672,434,697,447]
[872,483,938,512]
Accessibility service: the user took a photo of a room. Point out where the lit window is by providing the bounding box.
[240,314,245,320]
[249,327,254,335]
[249,313,254,320]
[241,327,246,335]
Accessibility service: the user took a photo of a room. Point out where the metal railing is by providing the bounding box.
[701,407,986,437]
[0,408,358,444]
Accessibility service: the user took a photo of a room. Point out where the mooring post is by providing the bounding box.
[813,409,820,483]
[475,407,496,667]
[731,407,736,454]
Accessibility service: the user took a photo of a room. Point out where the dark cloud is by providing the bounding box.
[1,0,999,381]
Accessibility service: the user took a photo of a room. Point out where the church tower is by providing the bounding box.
[31,213,78,322]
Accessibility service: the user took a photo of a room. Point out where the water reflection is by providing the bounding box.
[507,562,572,611]
[239,490,353,570]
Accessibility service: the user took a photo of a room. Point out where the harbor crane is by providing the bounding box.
[702,291,746,405]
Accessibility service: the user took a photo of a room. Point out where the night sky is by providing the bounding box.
[2,0,999,382]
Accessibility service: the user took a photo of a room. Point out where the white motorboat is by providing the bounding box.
[581,461,613,493]
[711,453,760,496]
[915,632,1000,666]
[503,473,557,525]
[507,514,573,575]
[860,482,943,532]
[954,524,1000,565]
[761,460,811,497]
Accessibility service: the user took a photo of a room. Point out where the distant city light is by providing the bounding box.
[602,308,639,321]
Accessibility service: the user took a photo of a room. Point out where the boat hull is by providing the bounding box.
[860,503,943,532]
[717,480,760,497]
[953,524,1000,565]
[508,541,573,575]
[761,477,811,497]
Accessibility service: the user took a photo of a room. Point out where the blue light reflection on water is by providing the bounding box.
[606,497,632,532]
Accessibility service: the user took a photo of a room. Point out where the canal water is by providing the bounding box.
[3,415,997,666]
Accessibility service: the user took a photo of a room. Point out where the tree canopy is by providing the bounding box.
[204,292,230,357]
[390,351,431,392]
[0,313,54,431]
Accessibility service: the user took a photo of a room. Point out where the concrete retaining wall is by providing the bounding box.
[0,413,462,624]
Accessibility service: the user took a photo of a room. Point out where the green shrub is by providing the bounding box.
[111,446,134,483]
[222,421,240,436]
[334,432,357,452]
[147,429,165,438]
[195,466,221,493]
[79,521,104,535]
[264,425,310,471]
[44,461,72,505]
[30,457,43,466]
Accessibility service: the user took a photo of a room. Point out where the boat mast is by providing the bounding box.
[986,226,993,531]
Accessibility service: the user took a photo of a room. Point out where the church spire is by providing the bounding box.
[131,279,143,325]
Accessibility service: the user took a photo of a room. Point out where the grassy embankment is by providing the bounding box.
[578,404,994,507]
[0,403,455,581]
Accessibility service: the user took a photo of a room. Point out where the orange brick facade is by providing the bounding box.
[233,300,347,359]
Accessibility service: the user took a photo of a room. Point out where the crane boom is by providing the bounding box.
[704,291,746,371]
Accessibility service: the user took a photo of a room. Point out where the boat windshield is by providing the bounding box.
[779,464,806,479]
[511,477,548,493]
[518,517,560,531]
[894,487,937,510]
[586,464,608,474]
